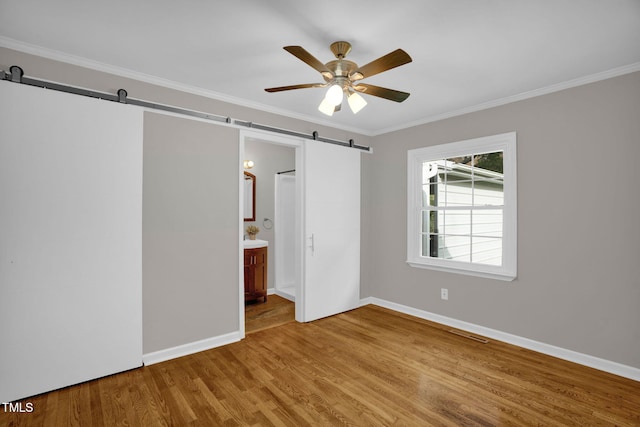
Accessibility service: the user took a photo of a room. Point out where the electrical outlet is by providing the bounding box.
[441,288,448,300]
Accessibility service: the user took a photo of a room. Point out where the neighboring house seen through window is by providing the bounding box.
[407,132,517,280]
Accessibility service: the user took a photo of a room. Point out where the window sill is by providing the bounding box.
[406,260,516,282]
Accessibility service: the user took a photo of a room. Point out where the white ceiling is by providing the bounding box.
[1,0,639,135]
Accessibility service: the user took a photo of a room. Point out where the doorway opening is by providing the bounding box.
[239,128,362,334]
[245,295,295,334]
[240,130,303,336]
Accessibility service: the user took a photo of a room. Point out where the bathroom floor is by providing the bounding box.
[245,294,295,334]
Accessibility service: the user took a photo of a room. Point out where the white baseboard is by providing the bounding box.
[142,331,242,366]
[274,289,296,302]
[360,297,640,382]
[143,298,639,381]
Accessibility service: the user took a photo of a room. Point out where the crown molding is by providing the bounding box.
[3,36,638,138]
[373,62,640,136]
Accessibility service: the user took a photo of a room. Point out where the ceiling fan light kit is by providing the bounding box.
[318,97,336,116]
[347,91,367,114]
[325,84,344,106]
[265,41,412,117]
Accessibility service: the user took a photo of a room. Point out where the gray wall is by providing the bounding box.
[143,112,239,353]
[363,71,640,368]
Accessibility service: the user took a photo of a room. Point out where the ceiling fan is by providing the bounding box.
[265,41,412,116]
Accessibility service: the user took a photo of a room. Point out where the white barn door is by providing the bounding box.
[299,140,360,322]
[0,81,143,402]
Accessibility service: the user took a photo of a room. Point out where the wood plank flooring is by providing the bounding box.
[2,304,639,426]
[245,294,295,334]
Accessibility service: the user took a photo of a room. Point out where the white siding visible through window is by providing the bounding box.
[423,158,504,265]
[407,133,517,281]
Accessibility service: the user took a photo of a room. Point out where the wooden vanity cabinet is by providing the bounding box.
[244,246,267,303]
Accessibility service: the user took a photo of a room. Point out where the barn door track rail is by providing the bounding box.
[1,65,370,152]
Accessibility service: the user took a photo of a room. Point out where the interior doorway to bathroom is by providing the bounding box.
[242,133,298,334]
[239,128,361,335]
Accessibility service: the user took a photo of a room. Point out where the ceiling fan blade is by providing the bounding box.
[350,49,412,81]
[265,83,325,93]
[353,83,410,102]
[284,46,334,79]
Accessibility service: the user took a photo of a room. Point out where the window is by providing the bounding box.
[407,132,517,280]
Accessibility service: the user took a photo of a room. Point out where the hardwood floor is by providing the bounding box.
[245,294,295,334]
[2,305,639,426]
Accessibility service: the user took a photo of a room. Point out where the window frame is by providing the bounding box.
[407,132,517,281]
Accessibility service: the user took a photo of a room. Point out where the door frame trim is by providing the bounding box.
[239,129,306,337]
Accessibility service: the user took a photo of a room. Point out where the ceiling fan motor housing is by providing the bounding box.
[330,41,352,59]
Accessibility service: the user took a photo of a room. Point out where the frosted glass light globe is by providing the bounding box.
[318,98,334,116]
[325,84,344,106]
[347,92,367,114]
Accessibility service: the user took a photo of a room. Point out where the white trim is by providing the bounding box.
[140,296,640,381]
[142,331,242,366]
[360,297,640,382]
[238,142,247,338]
[238,129,306,324]
[406,261,515,281]
[3,37,639,137]
[407,132,517,280]
[274,288,295,302]
[375,62,640,136]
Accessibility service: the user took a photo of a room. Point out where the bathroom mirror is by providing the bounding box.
[244,171,256,222]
